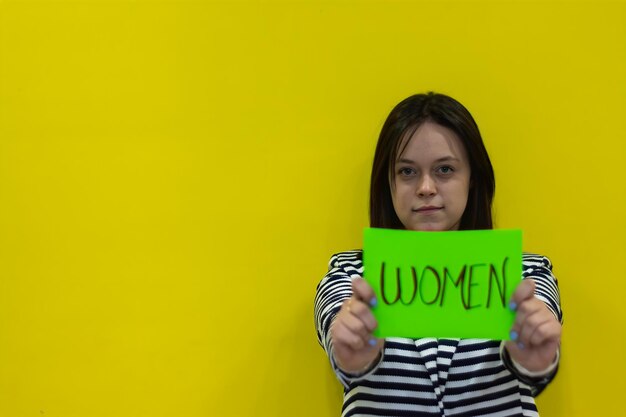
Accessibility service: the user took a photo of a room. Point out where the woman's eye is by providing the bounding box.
[437,166,454,174]
[399,167,415,176]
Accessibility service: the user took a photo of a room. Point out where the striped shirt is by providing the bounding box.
[314,250,563,417]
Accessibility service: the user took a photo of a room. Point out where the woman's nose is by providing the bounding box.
[416,175,437,197]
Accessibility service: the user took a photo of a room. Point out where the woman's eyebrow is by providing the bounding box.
[434,156,460,163]
[396,156,460,164]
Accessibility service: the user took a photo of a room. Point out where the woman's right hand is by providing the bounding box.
[330,278,385,374]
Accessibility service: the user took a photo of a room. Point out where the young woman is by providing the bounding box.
[314,93,563,417]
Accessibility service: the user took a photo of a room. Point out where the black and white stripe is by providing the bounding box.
[314,250,563,417]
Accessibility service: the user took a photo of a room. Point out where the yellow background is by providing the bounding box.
[1,1,624,416]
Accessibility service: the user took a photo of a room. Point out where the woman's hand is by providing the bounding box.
[505,279,561,372]
[330,278,385,374]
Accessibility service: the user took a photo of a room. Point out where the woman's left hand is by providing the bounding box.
[505,279,562,372]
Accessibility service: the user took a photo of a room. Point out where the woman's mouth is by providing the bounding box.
[413,206,443,214]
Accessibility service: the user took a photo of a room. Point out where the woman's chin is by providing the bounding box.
[412,224,444,232]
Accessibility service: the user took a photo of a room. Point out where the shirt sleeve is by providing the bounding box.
[313,251,384,389]
[500,254,563,396]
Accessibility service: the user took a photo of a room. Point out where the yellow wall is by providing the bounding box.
[0,1,624,416]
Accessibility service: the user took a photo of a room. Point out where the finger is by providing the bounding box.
[517,309,552,348]
[509,298,542,343]
[511,298,545,343]
[513,298,543,328]
[341,297,354,314]
[332,338,358,370]
[342,309,372,342]
[332,338,352,361]
[353,278,377,307]
[528,319,561,348]
[332,320,366,351]
[333,335,385,374]
[347,299,378,333]
[510,279,536,308]
[337,298,363,335]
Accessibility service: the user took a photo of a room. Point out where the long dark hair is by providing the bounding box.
[369,92,495,230]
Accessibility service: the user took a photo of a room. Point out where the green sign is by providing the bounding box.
[363,228,522,340]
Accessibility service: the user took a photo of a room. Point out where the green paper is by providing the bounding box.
[363,228,522,340]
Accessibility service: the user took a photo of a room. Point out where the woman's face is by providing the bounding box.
[391,121,471,231]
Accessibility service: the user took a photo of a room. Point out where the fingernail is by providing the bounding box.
[368,338,377,346]
[370,297,378,308]
[517,342,525,350]
[510,330,518,341]
[509,301,517,311]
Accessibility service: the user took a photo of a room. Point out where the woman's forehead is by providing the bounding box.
[396,122,466,161]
